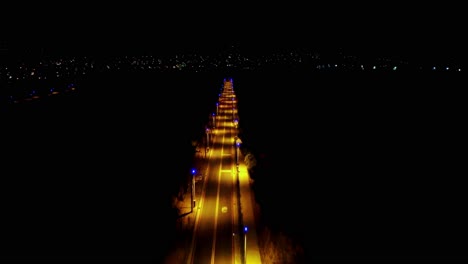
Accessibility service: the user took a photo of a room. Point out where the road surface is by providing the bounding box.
[187,78,261,264]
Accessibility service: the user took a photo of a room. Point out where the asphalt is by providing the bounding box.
[163,143,262,264]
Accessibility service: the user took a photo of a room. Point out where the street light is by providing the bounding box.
[244,226,248,263]
[235,137,242,165]
[232,106,235,121]
[206,127,210,146]
[212,112,216,128]
[191,168,196,212]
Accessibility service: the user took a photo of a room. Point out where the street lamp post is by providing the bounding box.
[244,226,248,263]
[236,142,240,165]
[235,137,242,165]
[191,168,196,212]
[232,106,235,122]
[205,127,210,154]
[212,112,216,128]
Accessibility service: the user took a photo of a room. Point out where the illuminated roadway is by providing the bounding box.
[187,78,261,264]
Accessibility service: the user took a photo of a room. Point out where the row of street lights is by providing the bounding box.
[192,78,249,262]
[226,83,249,263]
[192,97,220,210]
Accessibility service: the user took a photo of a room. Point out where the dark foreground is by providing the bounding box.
[2,69,466,263]
[236,70,467,262]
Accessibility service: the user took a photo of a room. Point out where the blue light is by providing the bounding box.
[192,169,196,175]
[244,226,248,233]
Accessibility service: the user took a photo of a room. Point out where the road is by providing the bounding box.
[187,78,260,264]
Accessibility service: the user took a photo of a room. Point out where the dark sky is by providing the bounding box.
[3,2,465,62]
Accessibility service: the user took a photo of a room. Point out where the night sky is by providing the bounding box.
[1,3,466,263]
[2,2,465,63]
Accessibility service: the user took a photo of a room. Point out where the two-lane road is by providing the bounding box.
[188,78,241,264]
